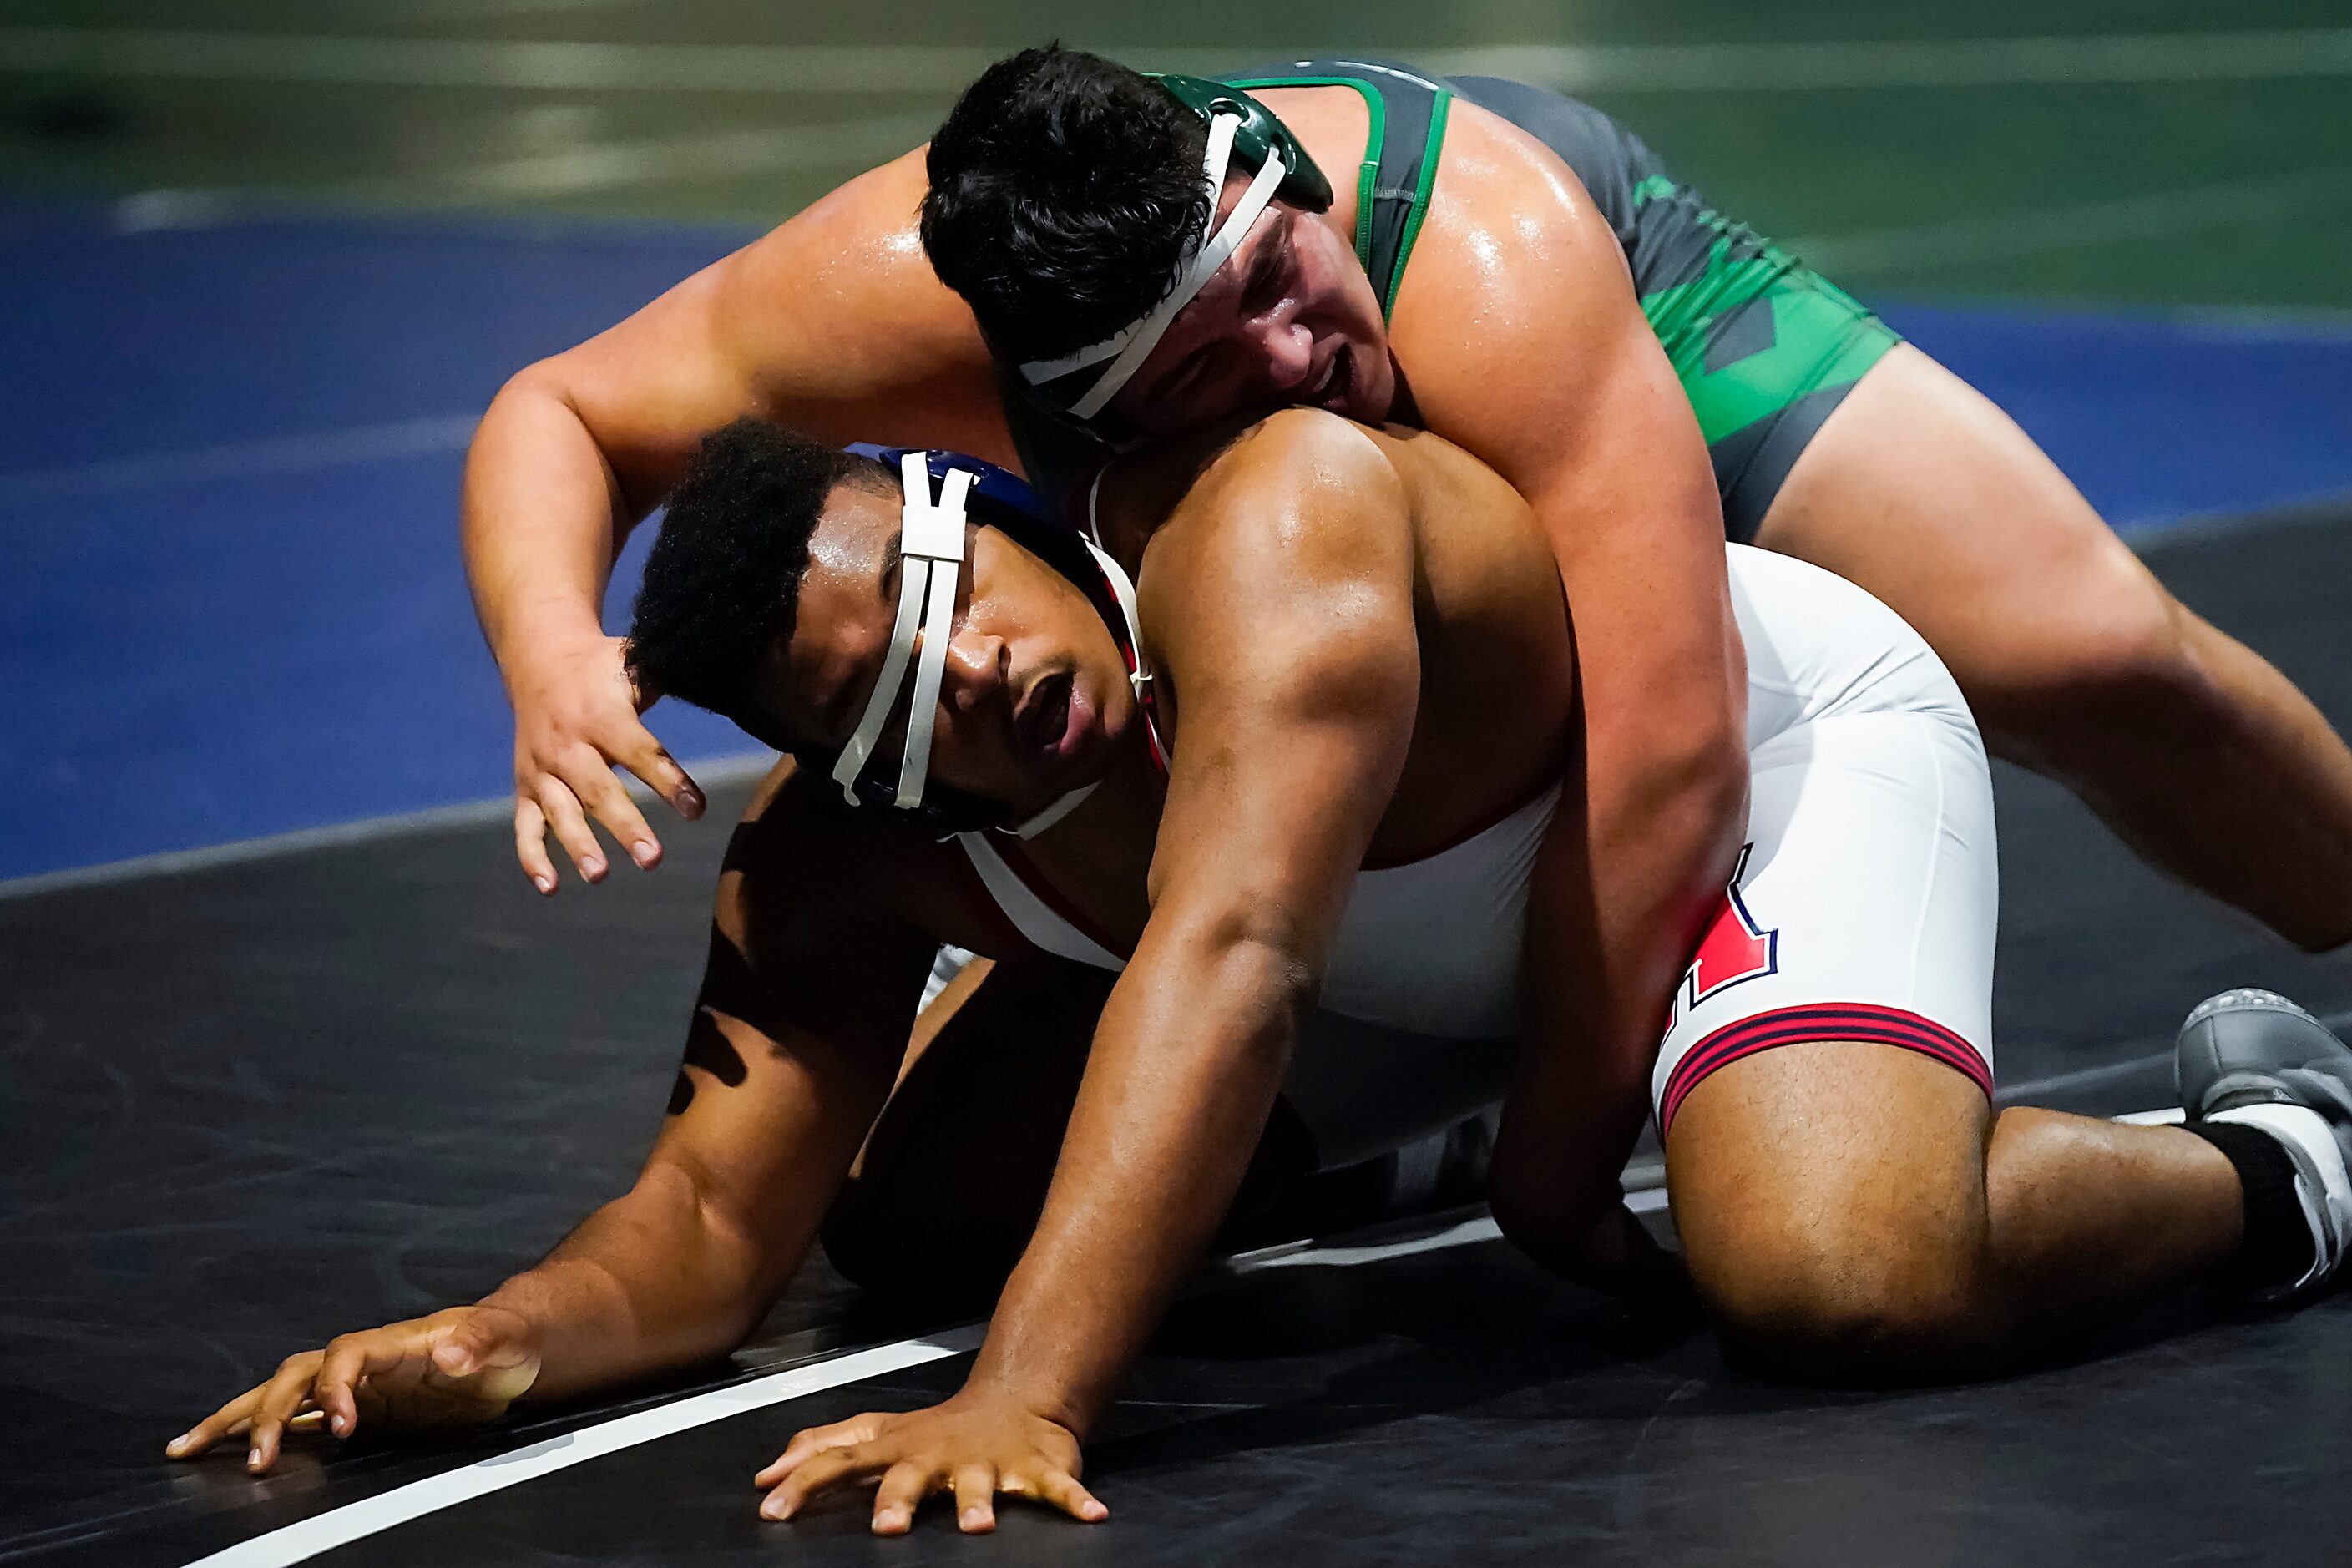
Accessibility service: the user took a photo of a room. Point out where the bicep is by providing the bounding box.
[1401,147,1737,746]
[526,150,1005,517]
[1145,472,1422,966]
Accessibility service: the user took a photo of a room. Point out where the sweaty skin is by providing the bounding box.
[194,411,1619,1524]
[463,100,1748,1218]
[188,412,2262,1532]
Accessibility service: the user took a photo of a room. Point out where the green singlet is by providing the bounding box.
[1219,58,1902,542]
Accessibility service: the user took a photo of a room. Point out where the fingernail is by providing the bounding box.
[631,840,657,868]
[166,1435,189,1455]
[533,875,554,894]
[247,1452,265,1472]
[582,857,606,879]
[679,787,705,817]
[1085,1501,1109,1520]
[331,1414,348,1436]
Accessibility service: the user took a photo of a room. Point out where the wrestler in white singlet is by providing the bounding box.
[958,544,1996,1163]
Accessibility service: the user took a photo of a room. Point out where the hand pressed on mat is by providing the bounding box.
[756,1383,1107,1535]
[164,1305,542,1473]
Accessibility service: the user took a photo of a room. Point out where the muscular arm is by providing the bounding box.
[460,149,1010,887]
[1397,114,1747,1234]
[496,803,932,1400]
[172,781,936,1468]
[974,417,1421,1434]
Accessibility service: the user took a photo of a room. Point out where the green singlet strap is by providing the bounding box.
[1221,60,1452,321]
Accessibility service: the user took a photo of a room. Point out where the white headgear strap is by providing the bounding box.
[832,452,973,809]
[1000,536,1151,840]
[1018,112,1289,421]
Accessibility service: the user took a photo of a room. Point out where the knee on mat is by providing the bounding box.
[1691,1222,1989,1383]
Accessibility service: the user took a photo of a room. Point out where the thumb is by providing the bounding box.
[428,1330,478,1378]
[428,1314,519,1378]
[609,635,661,714]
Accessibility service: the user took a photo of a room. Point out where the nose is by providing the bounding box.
[1258,318,1316,392]
[938,625,1009,714]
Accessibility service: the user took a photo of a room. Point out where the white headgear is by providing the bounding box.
[1017,111,1288,421]
[832,451,972,812]
[827,452,1151,838]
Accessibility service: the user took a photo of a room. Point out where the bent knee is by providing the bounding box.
[1689,1222,1990,1383]
[1965,549,2210,753]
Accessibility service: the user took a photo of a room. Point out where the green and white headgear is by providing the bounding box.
[1017,76,1333,425]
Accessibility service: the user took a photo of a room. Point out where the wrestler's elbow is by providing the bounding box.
[1591,709,1749,865]
[480,353,582,437]
[1153,905,1320,1058]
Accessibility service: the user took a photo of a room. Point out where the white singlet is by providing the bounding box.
[954,544,1996,1156]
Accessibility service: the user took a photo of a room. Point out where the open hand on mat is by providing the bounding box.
[756,1383,1108,1535]
[165,1305,543,1473]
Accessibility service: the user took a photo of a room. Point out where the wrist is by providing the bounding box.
[477,1261,615,1350]
[494,601,613,689]
[961,1363,1092,1440]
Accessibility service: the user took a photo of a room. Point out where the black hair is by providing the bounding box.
[625,418,886,746]
[921,44,1209,366]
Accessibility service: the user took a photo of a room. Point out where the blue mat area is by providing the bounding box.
[4,200,2349,882]
[1883,301,2352,532]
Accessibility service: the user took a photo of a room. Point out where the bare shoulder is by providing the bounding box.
[1136,410,1419,708]
[1158,409,1406,570]
[716,149,937,316]
[1420,97,1621,259]
[721,762,923,949]
[1389,97,1632,352]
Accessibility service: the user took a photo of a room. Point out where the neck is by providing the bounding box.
[1090,413,1269,573]
[1018,726,1166,852]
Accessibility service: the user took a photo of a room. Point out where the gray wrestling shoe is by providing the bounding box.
[2177,989,2352,1302]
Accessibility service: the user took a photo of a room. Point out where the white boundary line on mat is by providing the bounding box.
[176,1330,985,1568]
[176,1104,2194,1565]
[173,1211,1536,1567]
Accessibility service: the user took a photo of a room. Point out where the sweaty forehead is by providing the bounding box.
[766,483,902,750]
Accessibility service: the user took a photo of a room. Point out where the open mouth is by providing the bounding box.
[1318,346,1355,413]
[1018,670,1074,761]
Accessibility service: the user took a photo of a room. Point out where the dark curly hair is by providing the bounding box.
[921,44,1210,366]
[625,419,888,747]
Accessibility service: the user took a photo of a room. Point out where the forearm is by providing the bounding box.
[1493,729,1746,1247]
[1585,731,1749,1037]
[483,1162,775,1403]
[967,940,1300,1435]
[460,370,638,684]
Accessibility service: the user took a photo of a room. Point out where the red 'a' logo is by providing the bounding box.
[1675,845,1779,1024]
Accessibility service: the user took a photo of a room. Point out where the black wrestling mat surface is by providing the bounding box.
[7,498,2352,1567]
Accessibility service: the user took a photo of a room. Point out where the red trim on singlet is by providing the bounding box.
[938,833,1037,959]
[1134,674,1170,776]
[994,837,1138,962]
[1657,1003,1993,1138]
[1085,552,1171,778]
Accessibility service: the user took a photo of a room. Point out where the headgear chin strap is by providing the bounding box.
[1018,109,1290,422]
